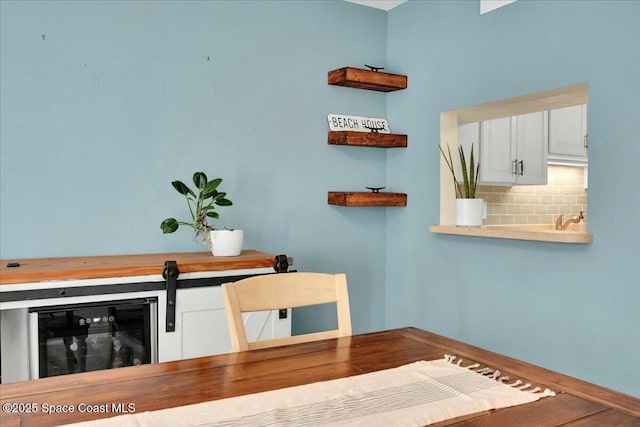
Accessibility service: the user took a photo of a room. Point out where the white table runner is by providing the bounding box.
[64,355,555,427]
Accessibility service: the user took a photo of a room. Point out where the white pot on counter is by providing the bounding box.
[209,229,244,256]
[456,199,485,227]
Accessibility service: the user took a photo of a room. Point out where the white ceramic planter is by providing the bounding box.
[456,199,484,227]
[209,229,244,256]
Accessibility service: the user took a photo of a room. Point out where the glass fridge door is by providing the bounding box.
[29,298,156,379]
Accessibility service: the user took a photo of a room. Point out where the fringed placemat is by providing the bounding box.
[64,355,555,427]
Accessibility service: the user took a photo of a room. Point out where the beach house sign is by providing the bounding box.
[327,114,391,134]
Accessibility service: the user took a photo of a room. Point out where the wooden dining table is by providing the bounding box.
[1,327,638,427]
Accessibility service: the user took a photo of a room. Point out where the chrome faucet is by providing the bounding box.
[555,211,584,230]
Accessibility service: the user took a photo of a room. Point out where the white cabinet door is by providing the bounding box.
[549,104,588,162]
[457,122,480,162]
[480,116,516,184]
[457,122,481,182]
[515,111,548,185]
[161,286,230,361]
[158,278,291,362]
[0,308,30,383]
[479,113,547,185]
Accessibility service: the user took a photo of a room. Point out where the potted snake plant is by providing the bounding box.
[439,143,484,226]
[160,171,243,256]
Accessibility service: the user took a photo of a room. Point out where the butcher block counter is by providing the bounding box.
[0,250,282,285]
[0,250,293,383]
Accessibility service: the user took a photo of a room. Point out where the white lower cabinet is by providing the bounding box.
[0,308,30,383]
[159,284,290,362]
[479,112,548,185]
[0,268,292,383]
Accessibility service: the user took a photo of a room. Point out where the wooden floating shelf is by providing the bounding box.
[328,192,407,207]
[328,67,407,92]
[328,131,407,148]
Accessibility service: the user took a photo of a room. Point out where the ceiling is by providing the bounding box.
[344,0,408,11]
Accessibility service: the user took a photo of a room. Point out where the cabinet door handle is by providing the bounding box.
[584,134,589,149]
[512,160,518,175]
[519,160,524,176]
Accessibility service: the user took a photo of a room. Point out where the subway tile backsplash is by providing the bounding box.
[476,165,587,225]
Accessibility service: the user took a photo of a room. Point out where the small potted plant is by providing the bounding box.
[160,171,243,256]
[439,143,484,226]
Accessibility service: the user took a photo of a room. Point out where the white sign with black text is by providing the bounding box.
[327,114,390,134]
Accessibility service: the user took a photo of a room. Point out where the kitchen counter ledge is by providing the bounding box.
[430,224,593,244]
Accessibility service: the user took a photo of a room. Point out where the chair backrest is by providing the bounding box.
[222,272,352,352]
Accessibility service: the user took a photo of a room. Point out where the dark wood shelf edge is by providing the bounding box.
[328,191,407,207]
[328,67,407,92]
[328,131,407,148]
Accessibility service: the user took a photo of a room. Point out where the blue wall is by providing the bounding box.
[0,0,389,335]
[1,0,638,397]
[386,0,639,397]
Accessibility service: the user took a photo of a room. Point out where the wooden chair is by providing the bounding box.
[222,272,352,352]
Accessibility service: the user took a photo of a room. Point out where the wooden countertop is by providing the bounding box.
[0,327,638,426]
[430,224,593,244]
[0,250,277,285]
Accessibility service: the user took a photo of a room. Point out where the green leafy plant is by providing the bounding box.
[439,143,479,199]
[160,171,233,244]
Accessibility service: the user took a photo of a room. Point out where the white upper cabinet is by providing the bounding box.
[457,121,480,175]
[514,112,549,184]
[548,104,588,164]
[478,112,548,185]
[479,117,514,184]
